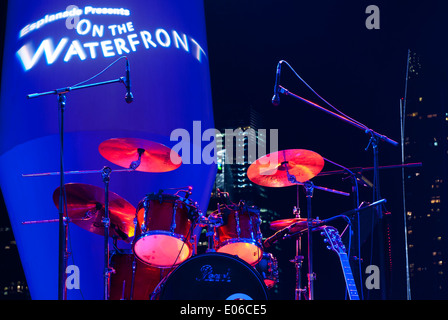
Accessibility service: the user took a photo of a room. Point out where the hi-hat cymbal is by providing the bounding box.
[247,149,324,187]
[53,183,136,240]
[270,218,322,234]
[99,137,182,172]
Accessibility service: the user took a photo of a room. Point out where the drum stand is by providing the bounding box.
[303,181,316,301]
[290,204,307,300]
[289,182,315,300]
[101,166,112,300]
[284,159,349,300]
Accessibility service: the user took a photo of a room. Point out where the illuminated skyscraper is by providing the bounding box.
[403,51,448,299]
[0,191,30,300]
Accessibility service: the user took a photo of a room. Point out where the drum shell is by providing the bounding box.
[214,205,263,265]
[132,194,193,267]
[134,194,192,239]
[216,206,261,245]
[110,252,163,300]
[255,252,279,289]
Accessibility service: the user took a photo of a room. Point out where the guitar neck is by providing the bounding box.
[337,252,360,300]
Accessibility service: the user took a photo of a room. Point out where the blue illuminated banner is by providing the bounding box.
[1,1,215,300]
[17,4,207,71]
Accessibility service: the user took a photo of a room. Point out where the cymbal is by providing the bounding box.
[247,149,324,187]
[99,137,182,172]
[53,183,136,240]
[270,218,322,234]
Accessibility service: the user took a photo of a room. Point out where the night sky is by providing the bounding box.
[203,0,448,300]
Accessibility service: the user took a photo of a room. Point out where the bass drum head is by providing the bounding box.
[156,253,268,300]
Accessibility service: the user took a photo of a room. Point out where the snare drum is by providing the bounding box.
[133,193,193,268]
[215,203,263,265]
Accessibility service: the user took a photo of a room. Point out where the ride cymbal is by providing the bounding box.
[247,149,324,187]
[99,137,182,172]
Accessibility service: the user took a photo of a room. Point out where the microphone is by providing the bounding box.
[271,61,282,106]
[125,59,134,103]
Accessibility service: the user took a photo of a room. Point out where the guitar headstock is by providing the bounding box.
[321,226,346,255]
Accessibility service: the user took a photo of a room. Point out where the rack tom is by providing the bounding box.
[133,193,194,268]
[215,203,263,265]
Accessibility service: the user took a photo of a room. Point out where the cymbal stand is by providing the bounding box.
[290,204,307,300]
[101,166,113,300]
[303,181,316,300]
[280,149,351,300]
[283,158,316,300]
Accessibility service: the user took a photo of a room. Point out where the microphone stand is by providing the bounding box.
[278,85,398,300]
[27,76,126,300]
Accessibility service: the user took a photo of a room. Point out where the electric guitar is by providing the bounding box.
[321,226,360,300]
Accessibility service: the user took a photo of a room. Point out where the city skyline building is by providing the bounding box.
[0,192,30,299]
[403,51,448,299]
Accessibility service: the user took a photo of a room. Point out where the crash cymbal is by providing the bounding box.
[99,137,182,172]
[53,183,136,240]
[270,218,322,234]
[247,149,324,187]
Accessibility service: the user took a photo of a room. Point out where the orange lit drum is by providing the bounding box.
[215,203,263,265]
[133,193,194,268]
[255,252,279,289]
[110,251,163,300]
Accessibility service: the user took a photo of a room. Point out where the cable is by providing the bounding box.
[166,222,195,274]
[280,60,369,130]
[69,56,127,89]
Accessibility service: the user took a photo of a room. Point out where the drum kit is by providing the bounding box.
[23,136,367,300]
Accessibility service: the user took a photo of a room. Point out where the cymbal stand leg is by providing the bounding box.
[129,256,137,300]
[102,166,112,300]
[291,205,307,300]
[304,181,315,300]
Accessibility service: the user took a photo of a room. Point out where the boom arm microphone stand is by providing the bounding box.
[27,64,128,300]
[278,82,398,300]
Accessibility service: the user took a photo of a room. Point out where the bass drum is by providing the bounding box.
[152,253,268,300]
